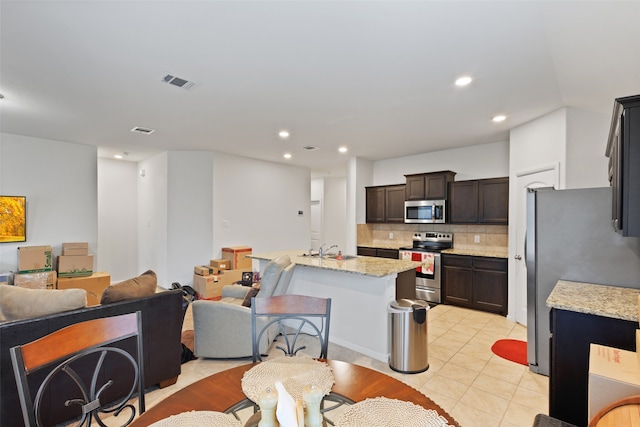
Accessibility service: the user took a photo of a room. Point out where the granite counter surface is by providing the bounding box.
[250,250,421,278]
[547,280,640,322]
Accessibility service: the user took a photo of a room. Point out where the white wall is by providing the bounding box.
[321,177,347,253]
[97,158,138,282]
[509,108,567,186]
[0,133,97,273]
[167,151,214,288]
[212,152,311,261]
[372,140,510,185]
[346,157,373,254]
[566,108,610,189]
[137,152,169,285]
[136,151,215,288]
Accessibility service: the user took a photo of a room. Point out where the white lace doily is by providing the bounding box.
[148,410,241,427]
[335,397,456,427]
[241,356,334,402]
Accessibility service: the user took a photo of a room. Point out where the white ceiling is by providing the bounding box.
[2,1,640,176]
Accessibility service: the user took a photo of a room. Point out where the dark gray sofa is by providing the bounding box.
[0,289,186,427]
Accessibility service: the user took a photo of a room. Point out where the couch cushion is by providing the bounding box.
[256,255,290,298]
[0,284,87,321]
[100,270,157,304]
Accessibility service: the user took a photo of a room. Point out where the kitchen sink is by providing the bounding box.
[325,254,358,260]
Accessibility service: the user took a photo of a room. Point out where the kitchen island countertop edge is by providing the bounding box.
[250,250,421,278]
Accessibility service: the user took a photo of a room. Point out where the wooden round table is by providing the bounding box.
[130,359,460,426]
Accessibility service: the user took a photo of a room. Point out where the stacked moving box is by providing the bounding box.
[57,242,93,278]
[192,248,253,299]
[14,245,56,289]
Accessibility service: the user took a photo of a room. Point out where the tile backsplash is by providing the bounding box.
[357,223,508,252]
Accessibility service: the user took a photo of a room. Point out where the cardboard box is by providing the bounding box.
[194,265,217,276]
[193,274,224,300]
[588,343,640,422]
[14,271,57,289]
[222,246,252,270]
[58,272,110,306]
[62,242,89,256]
[57,255,94,278]
[215,268,246,287]
[210,259,230,270]
[18,245,53,273]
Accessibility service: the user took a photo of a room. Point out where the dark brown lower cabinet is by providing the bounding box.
[442,254,507,315]
[356,247,399,259]
[356,246,378,257]
[550,308,637,427]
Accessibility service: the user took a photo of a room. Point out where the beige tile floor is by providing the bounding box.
[138,304,548,427]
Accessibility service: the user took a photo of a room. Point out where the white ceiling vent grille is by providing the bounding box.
[162,74,196,90]
[302,145,320,151]
[131,127,155,135]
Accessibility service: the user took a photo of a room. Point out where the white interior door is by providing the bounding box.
[310,200,321,252]
[514,167,557,325]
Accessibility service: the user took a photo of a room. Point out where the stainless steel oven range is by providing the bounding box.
[400,232,453,304]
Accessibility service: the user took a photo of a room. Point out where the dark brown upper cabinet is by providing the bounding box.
[365,184,406,223]
[449,177,509,224]
[606,94,640,237]
[404,171,456,200]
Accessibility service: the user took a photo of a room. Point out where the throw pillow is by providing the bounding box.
[0,284,87,321]
[241,287,260,307]
[100,270,157,304]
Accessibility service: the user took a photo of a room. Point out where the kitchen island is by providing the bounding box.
[250,250,421,362]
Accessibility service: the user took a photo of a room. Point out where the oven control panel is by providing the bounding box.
[412,232,453,242]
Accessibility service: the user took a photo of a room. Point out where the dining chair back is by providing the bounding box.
[251,294,331,362]
[10,311,145,427]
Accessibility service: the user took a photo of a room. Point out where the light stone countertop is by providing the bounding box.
[441,248,508,258]
[546,280,640,322]
[250,250,421,278]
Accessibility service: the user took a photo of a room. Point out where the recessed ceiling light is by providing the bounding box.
[492,115,507,123]
[283,153,292,159]
[338,146,348,153]
[455,76,473,87]
[279,130,290,139]
[114,154,123,159]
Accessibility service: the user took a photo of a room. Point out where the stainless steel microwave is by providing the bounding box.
[404,200,446,223]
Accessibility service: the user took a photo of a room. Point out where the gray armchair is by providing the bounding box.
[192,255,294,358]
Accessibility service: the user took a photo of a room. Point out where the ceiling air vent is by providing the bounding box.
[162,74,196,90]
[131,127,155,135]
[302,146,320,151]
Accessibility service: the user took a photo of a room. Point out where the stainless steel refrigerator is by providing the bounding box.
[526,186,640,375]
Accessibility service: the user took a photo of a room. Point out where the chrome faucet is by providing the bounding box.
[320,244,339,258]
[318,243,326,258]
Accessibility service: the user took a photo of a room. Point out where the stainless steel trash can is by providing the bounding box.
[388,299,429,373]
